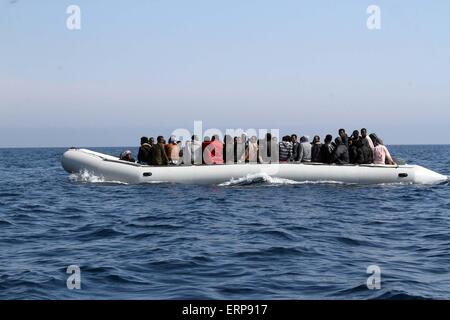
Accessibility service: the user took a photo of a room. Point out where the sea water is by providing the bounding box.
[0,145,449,299]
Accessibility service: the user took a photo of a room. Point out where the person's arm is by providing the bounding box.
[384,146,396,165]
[367,136,375,151]
[292,144,298,161]
[257,146,264,163]
[162,145,170,164]
[295,144,300,161]
[332,147,341,164]
[297,144,303,162]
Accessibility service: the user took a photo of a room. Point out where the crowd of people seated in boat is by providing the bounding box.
[119,128,396,166]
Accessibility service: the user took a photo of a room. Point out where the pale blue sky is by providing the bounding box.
[1,0,449,147]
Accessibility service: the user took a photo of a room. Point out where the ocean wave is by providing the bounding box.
[218,173,346,187]
[372,290,430,300]
[0,219,13,226]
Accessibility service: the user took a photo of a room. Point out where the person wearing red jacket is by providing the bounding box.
[204,135,224,165]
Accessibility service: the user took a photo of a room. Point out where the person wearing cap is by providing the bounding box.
[165,136,181,165]
[119,150,135,162]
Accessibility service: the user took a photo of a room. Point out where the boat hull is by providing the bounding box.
[61,148,448,185]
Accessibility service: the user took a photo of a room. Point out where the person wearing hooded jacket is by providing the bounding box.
[348,137,359,164]
[333,137,349,164]
[298,136,312,162]
[355,139,373,164]
[371,134,396,165]
[137,136,152,165]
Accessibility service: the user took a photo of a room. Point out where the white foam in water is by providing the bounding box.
[69,170,128,184]
[69,170,105,183]
[219,172,345,187]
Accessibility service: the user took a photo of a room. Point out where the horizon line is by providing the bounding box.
[1,143,449,149]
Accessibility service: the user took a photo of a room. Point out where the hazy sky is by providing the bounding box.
[1,0,449,147]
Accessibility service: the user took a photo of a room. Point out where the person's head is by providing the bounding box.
[352,130,360,140]
[338,128,346,138]
[149,137,155,145]
[212,134,220,142]
[140,136,148,145]
[272,136,278,143]
[168,136,177,144]
[224,135,232,143]
[335,137,342,145]
[313,135,321,144]
[204,136,210,142]
[157,136,164,144]
[325,134,333,143]
[121,150,132,161]
[369,133,380,146]
[361,128,368,138]
[300,136,308,143]
[250,136,257,143]
[282,135,290,142]
[291,134,298,143]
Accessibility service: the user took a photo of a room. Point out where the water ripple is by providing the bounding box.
[1,146,449,299]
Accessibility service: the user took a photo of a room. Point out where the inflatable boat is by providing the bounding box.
[61,148,448,185]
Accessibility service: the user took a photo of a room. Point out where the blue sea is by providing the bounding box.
[0,145,449,300]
